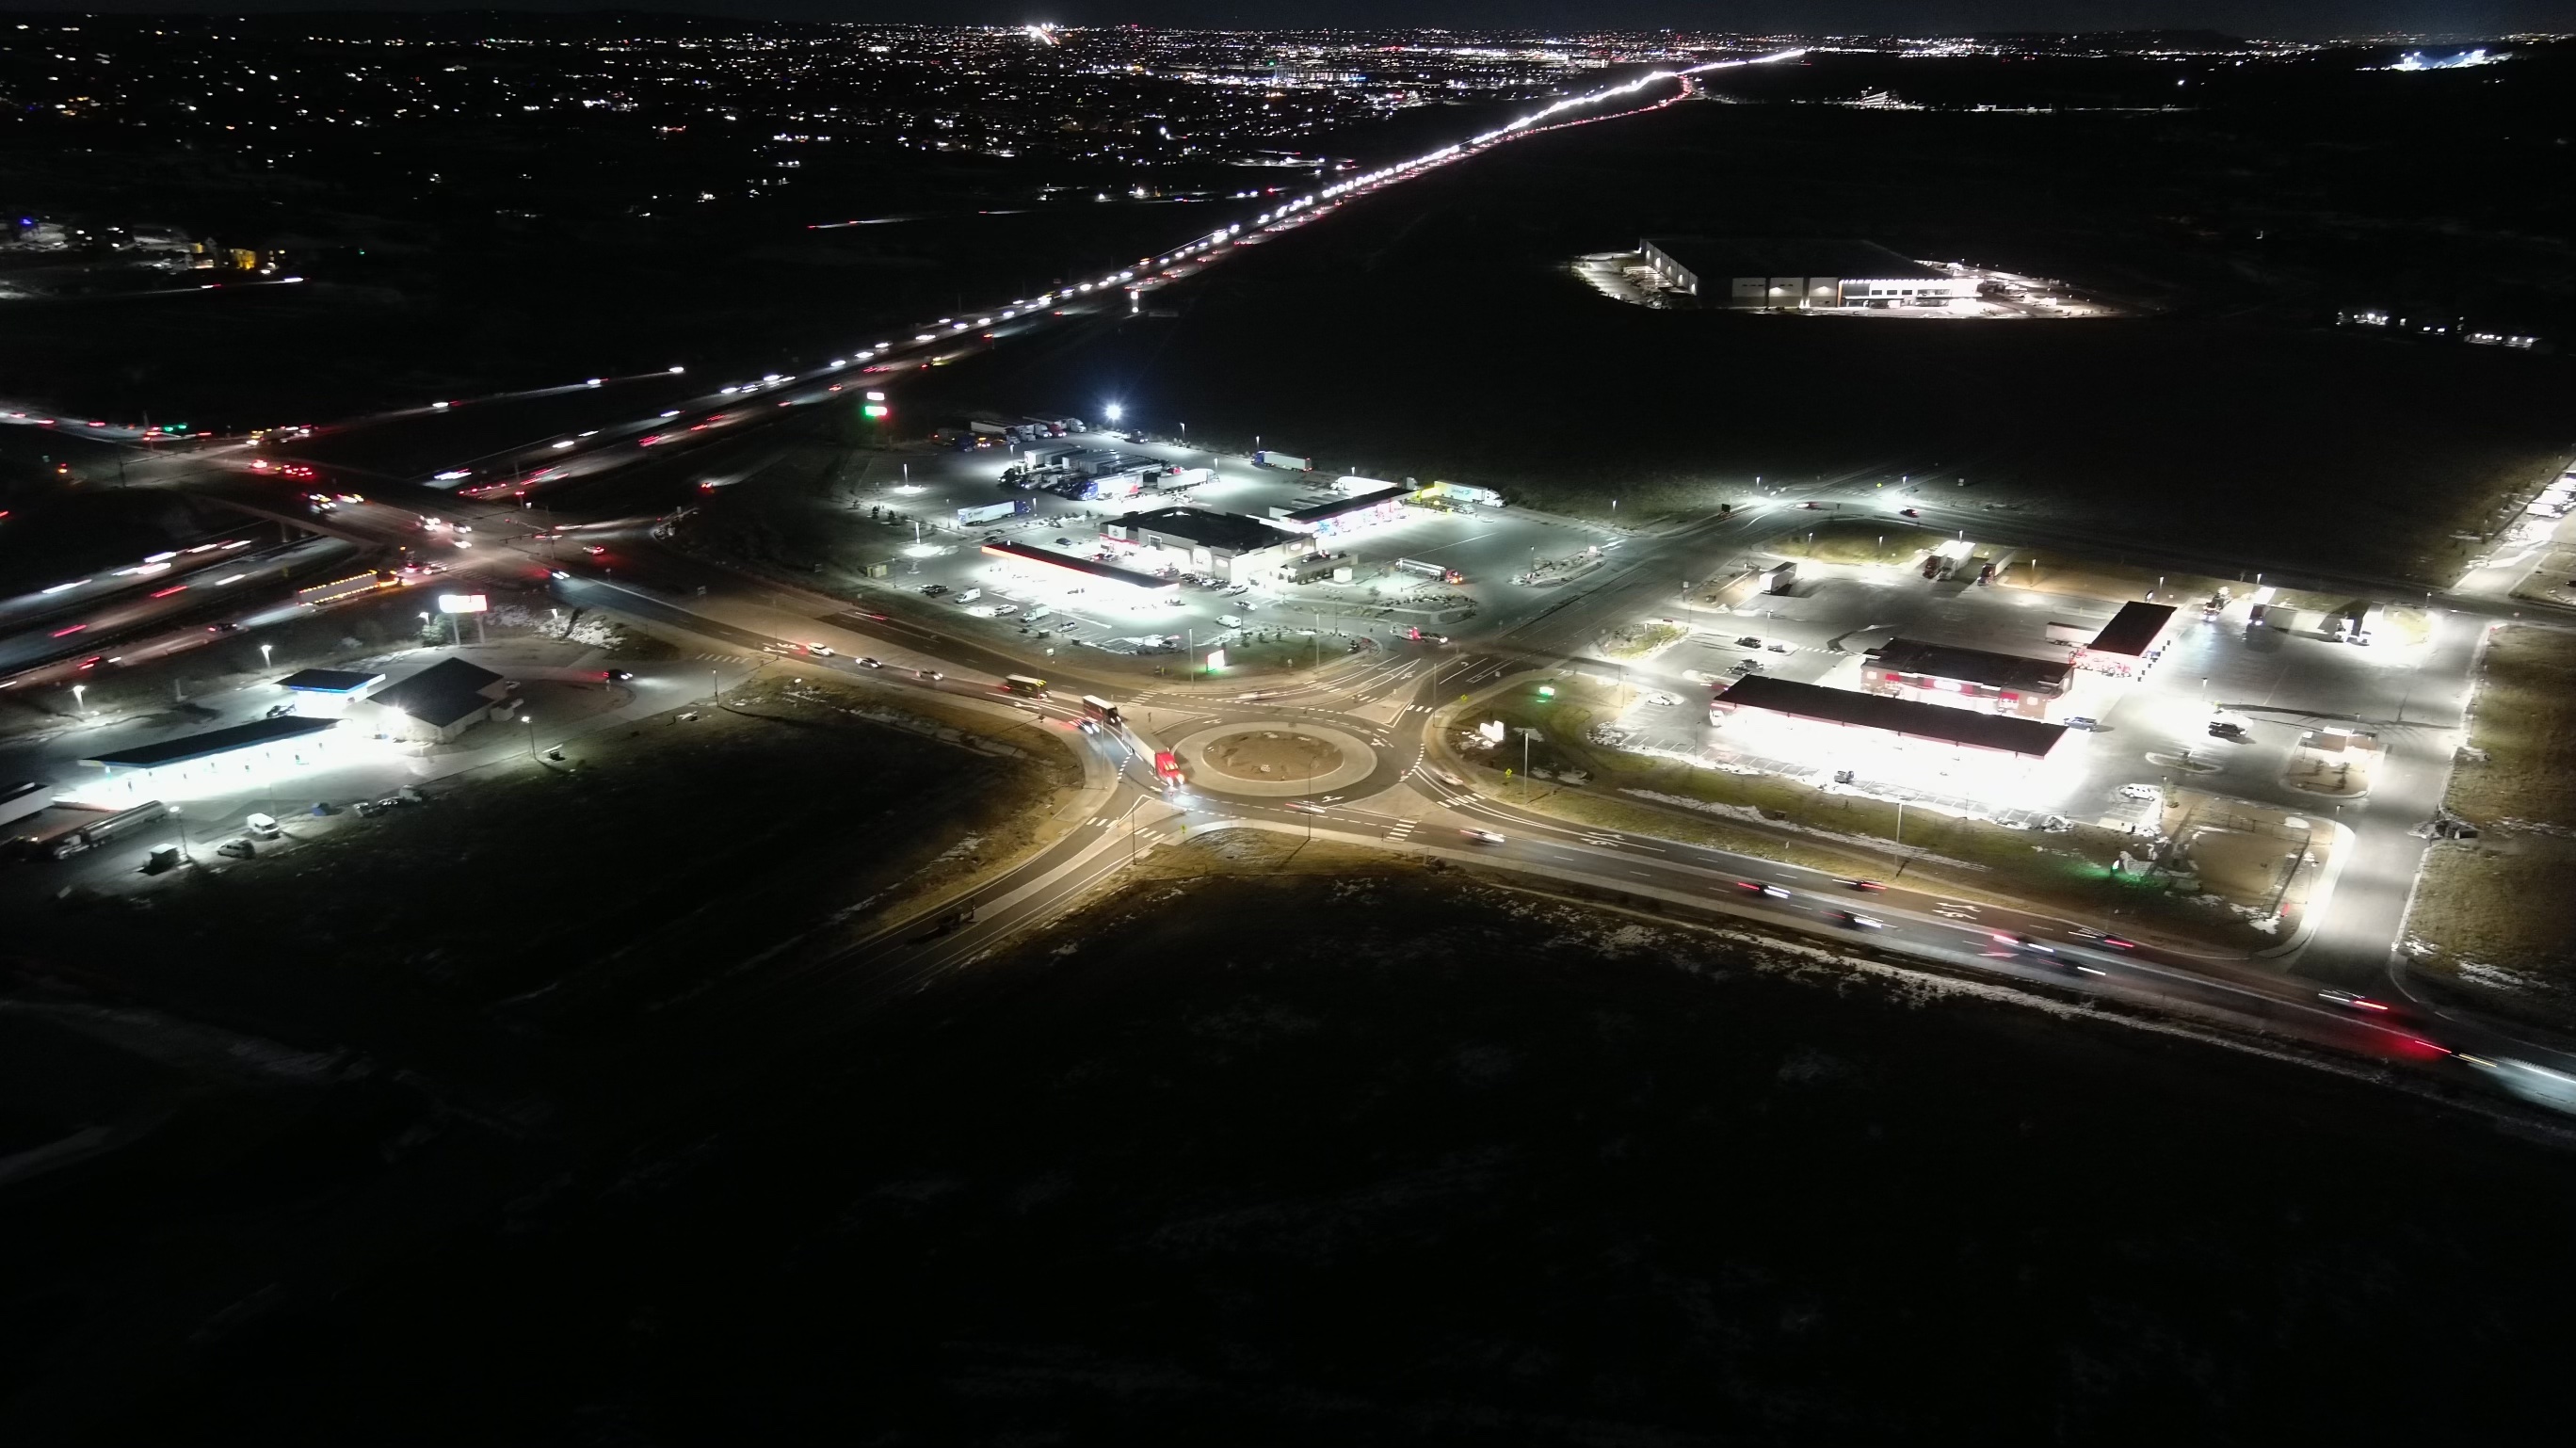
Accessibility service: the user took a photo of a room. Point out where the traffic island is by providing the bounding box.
[2281,728,2378,798]
[1170,721,1377,797]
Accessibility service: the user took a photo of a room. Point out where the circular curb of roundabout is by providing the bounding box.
[1167,720,1380,798]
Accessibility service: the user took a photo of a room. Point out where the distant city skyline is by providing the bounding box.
[5,0,2573,40]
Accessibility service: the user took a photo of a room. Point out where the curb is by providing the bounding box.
[2257,818,2356,959]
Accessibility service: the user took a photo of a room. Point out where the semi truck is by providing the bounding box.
[2045,621,2092,646]
[955,499,1033,526]
[1394,557,1466,584]
[1252,450,1310,472]
[40,799,170,860]
[1764,561,1798,595]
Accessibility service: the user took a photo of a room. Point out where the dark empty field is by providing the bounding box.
[922,82,2576,587]
[56,845,2576,1444]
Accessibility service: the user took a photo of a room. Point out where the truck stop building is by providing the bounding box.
[1639,237,1973,312]
[1105,507,1300,586]
[2074,602,2181,678]
[1861,638,2074,719]
[76,716,345,801]
[1270,487,1410,539]
[980,540,1179,601]
[362,658,514,744]
[1711,675,2068,786]
[276,668,385,696]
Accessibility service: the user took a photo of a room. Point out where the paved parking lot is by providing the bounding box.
[1587,554,2468,826]
[840,434,1627,658]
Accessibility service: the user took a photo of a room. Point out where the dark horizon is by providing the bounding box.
[1,0,2572,41]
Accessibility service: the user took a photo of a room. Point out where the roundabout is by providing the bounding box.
[1167,719,1380,797]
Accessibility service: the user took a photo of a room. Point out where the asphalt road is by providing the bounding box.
[540,559,2576,1109]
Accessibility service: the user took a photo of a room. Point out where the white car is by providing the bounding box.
[1461,829,1505,845]
[2117,783,2161,802]
[1643,691,1680,707]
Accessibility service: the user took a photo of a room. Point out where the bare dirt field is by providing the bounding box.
[56,845,2576,1443]
[2406,625,2576,1011]
[912,96,2574,587]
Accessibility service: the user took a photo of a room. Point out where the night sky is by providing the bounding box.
[3,0,2572,40]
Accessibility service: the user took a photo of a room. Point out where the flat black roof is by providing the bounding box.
[1642,236,1947,283]
[1282,487,1406,524]
[1123,507,1289,554]
[368,657,506,728]
[1715,676,2068,758]
[277,668,385,695]
[82,716,340,770]
[2085,601,2180,658]
[1870,638,2071,695]
[981,540,1172,591]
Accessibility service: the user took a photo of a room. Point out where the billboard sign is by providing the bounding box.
[438,593,490,614]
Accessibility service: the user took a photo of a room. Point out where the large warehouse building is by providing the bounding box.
[1861,638,2074,720]
[2074,601,2181,678]
[1105,507,1304,586]
[1710,675,2068,787]
[1639,237,1975,312]
[980,539,1179,602]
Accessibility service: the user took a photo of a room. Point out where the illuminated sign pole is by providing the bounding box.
[438,591,489,648]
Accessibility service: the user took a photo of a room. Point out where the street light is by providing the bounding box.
[1105,402,1124,424]
[260,642,274,670]
[523,713,538,761]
